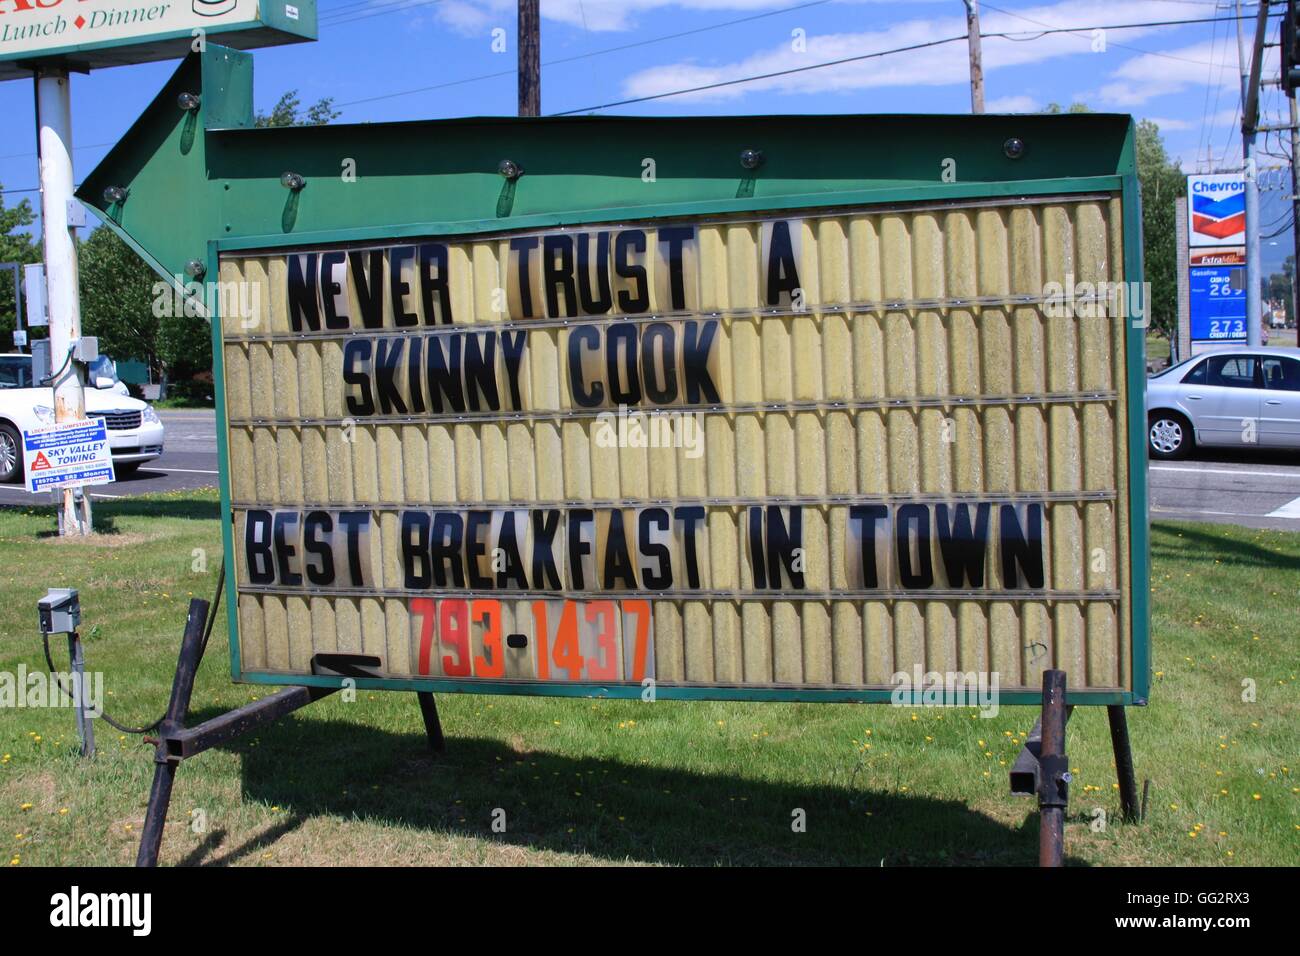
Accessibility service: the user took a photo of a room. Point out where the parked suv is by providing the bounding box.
[1146,347,1300,458]
[0,353,164,483]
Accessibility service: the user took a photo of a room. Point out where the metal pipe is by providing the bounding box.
[34,68,91,535]
[1107,704,1140,823]
[1038,670,1068,867]
[136,600,209,867]
[67,631,94,758]
[417,692,446,753]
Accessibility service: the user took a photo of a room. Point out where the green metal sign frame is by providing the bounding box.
[78,47,1151,708]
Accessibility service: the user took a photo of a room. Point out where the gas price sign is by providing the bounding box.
[1189,264,1247,345]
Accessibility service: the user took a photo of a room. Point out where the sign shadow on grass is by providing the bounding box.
[174,705,1067,867]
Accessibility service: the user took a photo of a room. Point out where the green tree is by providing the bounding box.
[1267,256,1294,322]
[1135,118,1185,340]
[77,225,163,379]
[0,184,41,351]
[254,90,341,128]
[1043,106,1184,339]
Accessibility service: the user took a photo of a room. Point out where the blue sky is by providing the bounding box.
[1,0,1296,272]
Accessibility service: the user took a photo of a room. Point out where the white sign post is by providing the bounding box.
[36,67,93,534]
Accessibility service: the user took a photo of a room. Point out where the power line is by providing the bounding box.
[556,12,1280,116]
[319,0,446,27]
[982,0,1248,65]
[336,0,833,110]
[553,34,968,116]
[0,141,114,162]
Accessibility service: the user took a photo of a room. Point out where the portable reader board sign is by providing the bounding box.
[77,48,1151,707]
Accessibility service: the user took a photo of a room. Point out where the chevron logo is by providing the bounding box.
[1191,189,1245,240]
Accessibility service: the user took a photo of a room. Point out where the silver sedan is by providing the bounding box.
[1146,347,1300,459]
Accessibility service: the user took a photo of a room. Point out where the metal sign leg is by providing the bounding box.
[1037,670,1070,868]
[416,692,446,753]
[1106,704,1141,823]
[67,631,94,758]
[137,599,209,868]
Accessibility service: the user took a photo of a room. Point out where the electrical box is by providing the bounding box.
[38,588,80,635]
[23,263,47,328]
[31,338,51,385]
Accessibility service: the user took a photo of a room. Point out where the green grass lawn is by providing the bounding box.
[1145,333,1171,365]
[0,492,1295,866]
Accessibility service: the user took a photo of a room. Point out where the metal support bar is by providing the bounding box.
[136,599,208,868]
[1107,705,1141,823]
[164,685,335,762]
[417,691,446,753]
[1009,717,1044,795]
[1038,670,1069,868]
[136,598,335,867]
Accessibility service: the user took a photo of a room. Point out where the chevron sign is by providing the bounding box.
[1187,173,1246,248]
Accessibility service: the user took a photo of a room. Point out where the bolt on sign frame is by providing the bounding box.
[77,47,1150,709]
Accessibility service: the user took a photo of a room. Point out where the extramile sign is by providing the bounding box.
[77,46,1151,708]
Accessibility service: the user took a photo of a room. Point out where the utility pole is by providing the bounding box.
[35,67,92,536]
[963,0,985,113]
[518,0,540,117]
[1240,0,1269,347]
[1291,96,1300,325]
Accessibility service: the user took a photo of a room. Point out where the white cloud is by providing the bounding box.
[986,94,1039,113]
[614,0,1193,104]
[432,0,514,36]
[1086,39,1264,108]
[426,0,960,37]
[1141,116,1194,131]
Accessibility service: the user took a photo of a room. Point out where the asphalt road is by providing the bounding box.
[1149,449,1300,531]
[0,409,219,508]
[1,408,1298,530]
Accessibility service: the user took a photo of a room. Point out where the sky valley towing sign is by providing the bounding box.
[0,0,315,79]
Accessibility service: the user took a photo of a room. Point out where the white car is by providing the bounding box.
[0,353,165,484]
[1146,346,1300,459]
